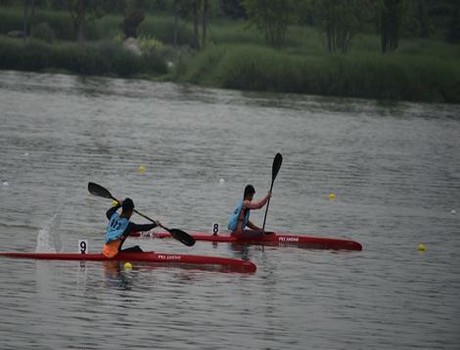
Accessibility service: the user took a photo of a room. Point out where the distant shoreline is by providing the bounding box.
[1,37,458,104]
[0,6,458,104]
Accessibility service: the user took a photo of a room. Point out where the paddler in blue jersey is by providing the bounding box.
[103,198,160,258]
[228,185,271,237]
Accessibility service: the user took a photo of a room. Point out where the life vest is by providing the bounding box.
[105,212,129,243]
[102,240,121,258]
[227,199,250,231]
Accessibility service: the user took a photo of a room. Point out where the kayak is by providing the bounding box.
[0,251,256,273]
[134,231,363,251]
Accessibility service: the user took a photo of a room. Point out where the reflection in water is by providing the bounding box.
[102,261,132,290]
[229,242,251,261]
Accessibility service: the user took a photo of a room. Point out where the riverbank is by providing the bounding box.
[1,7,459,103]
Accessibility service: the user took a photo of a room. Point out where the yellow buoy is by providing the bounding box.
[138,165,146,174]
[329,193,336,200]
[417,244,426,252]
[124,262,133,270]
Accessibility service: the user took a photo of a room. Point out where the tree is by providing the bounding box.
[220,0,247,19]
[310,0,374,53]
[243,0,297,48]
[121,1,146,39]
[447,3,460,43]
[380,0,406,53]
[68,0,107,44]
[202,0,209,49]
[174,0,212,49]
[192,0,200,48]
[416,0,430,37]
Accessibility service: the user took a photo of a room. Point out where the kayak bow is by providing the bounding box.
[0,251,256,273]
[134,231,363,251]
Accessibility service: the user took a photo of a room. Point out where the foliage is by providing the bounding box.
[121,8,145,38]
[309,0,375,53]
[242,0,298,48]
[181,42,460,102]
[0,36,167,76]
[0,3,459,103]
[220,0,247,19]
[447,4,460,43]
[379,0,407,53]
[139,15,195,46]
[33,22,56,42]
[68,0,110,43]
[137,34,164,52]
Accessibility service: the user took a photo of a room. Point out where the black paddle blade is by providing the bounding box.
[272,153,283,181]
[88,182,116,200]
[166,228,196,247]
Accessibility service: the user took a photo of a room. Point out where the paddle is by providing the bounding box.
[261,153,283,232]
[88,182,195,247]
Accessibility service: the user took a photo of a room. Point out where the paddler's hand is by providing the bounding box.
[155,220,162,228]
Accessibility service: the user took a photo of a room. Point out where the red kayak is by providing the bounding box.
[133,231,363,251]
[0,251,256,273]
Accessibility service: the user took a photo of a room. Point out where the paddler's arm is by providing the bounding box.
[106,202,121,219]
[125,221,161,235]
[246,220,261,231]
[244,191,271,210]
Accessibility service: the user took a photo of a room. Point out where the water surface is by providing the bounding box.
[1,71,459,349]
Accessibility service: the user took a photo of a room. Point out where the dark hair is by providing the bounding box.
[122,198,134,212]
[244,185,255,198]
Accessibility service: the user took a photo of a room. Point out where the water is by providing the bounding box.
[1,70,459,349]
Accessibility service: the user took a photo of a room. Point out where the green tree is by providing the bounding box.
[68,0,107,44]
[174,0,212,49]
[447,3,460,43]
[416,0,430,37]
[242,0,297,48]
[379,0,406,53]
[122,0,145,38]
[220,0,247,19]
[310,0,373,53]
[201,0,209,49]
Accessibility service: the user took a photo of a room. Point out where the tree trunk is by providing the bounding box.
[192,0,200,49]
[75,0,86,45]
[173,2,178,49]
[23,0,28,42]
[381,0,402,53]
[201,0,208,49]
[30,0,36,38]
[417,0,429,38]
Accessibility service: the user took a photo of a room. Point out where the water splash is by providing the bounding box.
[36,208,63,253]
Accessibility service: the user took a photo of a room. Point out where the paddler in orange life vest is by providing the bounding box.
[227,184,271,238]
[102,198,160,258]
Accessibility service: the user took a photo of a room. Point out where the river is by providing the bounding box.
[0,70,459,349]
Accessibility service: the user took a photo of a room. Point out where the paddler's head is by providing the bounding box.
[121,198,134,218]
[244,185,255,200]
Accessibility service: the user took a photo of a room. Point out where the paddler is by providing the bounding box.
[227,184,271,237]
[103,198,160,258]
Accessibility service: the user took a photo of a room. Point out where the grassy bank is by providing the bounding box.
[180,23,460,103]
[0,6,459,103]
[0,36,167,77]
[181,43,460,103]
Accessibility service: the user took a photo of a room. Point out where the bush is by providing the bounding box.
[182,43,460,103]
[32,22,56,42]
[0,37,168,77]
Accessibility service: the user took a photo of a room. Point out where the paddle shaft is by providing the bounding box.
[261,182,274,232]
[262,153,282,232]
